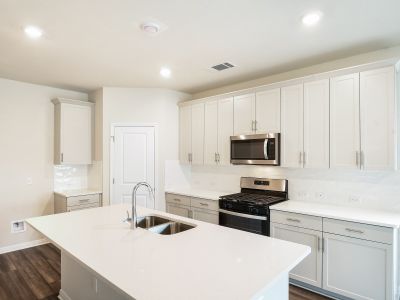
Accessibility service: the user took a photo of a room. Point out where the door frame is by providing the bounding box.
[109,123,158,207]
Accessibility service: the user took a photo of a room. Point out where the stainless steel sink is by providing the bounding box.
[148,222,195,235]
[136,215,170,229]
[134,215,196,235]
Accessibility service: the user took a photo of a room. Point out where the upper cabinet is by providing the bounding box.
[191,103,205,165]
[281,84,304,168]
[360,67,395,170]
[233,93,255,135]
[179,63,398,170]
[233,89,281,135]
[204,97,234,166]
[179,104,192,164]
[255,88,281,133]
[330,73,360,170]
[303,79,330,169]
[52,98,94,165]
[330,67,395,170]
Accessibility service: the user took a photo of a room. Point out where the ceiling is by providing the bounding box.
[1,0,400,94]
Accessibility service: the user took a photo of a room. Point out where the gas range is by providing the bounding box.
[218,177,288,236]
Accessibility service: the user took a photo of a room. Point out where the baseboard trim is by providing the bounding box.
[58,289,72,300]
[0,238,49,254]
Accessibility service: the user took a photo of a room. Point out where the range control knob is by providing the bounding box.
[250,207,259,215]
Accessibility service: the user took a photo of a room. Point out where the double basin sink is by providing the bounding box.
[136,215,195,235]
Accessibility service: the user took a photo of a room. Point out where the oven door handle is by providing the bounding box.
[263,138,269,160]
[219,209,267,220]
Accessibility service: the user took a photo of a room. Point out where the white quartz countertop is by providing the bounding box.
[54,189,102,197]
[270,201,400,228]
[165,187,235,200]
[27,205,310,300]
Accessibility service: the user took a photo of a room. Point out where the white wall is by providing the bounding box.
[165,164,400,211]
[0,78,88,250]
[98,87,190,210]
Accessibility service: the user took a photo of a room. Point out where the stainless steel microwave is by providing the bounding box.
[230,133,280,165]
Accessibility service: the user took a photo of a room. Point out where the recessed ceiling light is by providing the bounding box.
[302,11,322,26]
[160,68,171,78]
[24,25,43,39]
[141,22,160,34]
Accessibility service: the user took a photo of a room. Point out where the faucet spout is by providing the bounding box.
[131,182,154,229]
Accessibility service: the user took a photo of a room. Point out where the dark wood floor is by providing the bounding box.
[0,244,330,300]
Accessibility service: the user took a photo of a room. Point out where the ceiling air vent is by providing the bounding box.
[211,62,235,71]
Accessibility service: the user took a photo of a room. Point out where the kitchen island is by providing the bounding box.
[27,204,310,300]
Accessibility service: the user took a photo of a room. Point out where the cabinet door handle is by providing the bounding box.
[61,153,64,163]
[217,153,220,163]
[286,218,301,223]
[254,120,257,132]
[299,152,303,165]
[322,237,325,253]
[199,202,208,207]
[345,228,364,234]
[317,236,320,252]
[303,152,306,166]
[360,151,364,169]
[173,198,181,202]
[79,199,90,203]
[251,120,255,131]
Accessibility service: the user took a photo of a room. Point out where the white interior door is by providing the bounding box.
[112,126,155,208]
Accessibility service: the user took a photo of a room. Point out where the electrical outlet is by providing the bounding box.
[348,195,361,203]
[11,220,26,233]
[315,192,325,201]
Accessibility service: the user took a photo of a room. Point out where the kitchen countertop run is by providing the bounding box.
[54,189,102,197]
[165,187,235,200]
[270,200,400,228]
[27,204,310,300]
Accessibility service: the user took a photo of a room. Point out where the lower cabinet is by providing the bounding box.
[323,232,393,300]
[191,207,218,224]
[270,223,322,288]
[166,203,191,218]
[271,210,396,300]
[165,193,219,224]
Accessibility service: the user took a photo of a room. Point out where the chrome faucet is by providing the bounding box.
[130,182,154,229]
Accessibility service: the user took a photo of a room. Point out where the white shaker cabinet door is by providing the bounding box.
[191,208,219,224]
[179,105,192,164]
[281,84,304,168]
[360,66,395,170]
[60,103,92,164]
[330,73,360,169]
[233,93,255,135]
[204,101,218,165]
[255,88,281,133]
[217,97,234,165]
[271,223,322,288]
[191,103,205,165]
[323,233,393,300]
[303,79,330,169]
[166,203,191,218]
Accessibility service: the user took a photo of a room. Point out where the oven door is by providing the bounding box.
[219,209,269,236]
[230,133,280,165]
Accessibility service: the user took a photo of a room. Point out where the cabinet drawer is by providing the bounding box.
[166,193,191,206]
[323,218,393,244]
[67,194,100,207]
[191,197,218,211]
[67,203,99,212]
[271,211,322,231]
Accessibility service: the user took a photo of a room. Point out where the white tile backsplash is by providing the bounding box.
[166,163,400,211]
[54,165,88,191]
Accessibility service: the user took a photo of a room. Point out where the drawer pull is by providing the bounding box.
[79,199,90,203]
[286,218,301,223]
[199,202,208,206]
[173,198,181,202]
[345,228,364,234]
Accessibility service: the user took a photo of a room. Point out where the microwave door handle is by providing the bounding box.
[264,138,269,160]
